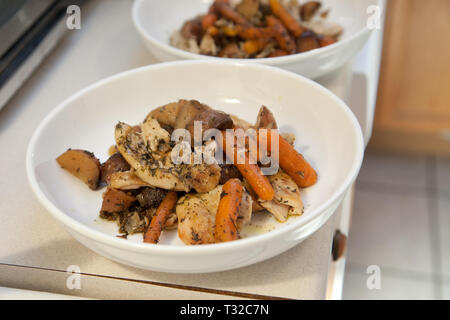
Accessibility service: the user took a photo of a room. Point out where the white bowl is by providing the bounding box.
[26,61,363,273]
[132,0,380,79]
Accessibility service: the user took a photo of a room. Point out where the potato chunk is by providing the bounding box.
[100,152,130,185]
[56,149,101,190]
[100,188,136,214]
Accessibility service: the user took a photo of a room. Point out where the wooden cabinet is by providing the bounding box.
[369,0,450,155]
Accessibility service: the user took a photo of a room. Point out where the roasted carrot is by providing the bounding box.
[207,26,220,36]
[266,15,296,53]
[243,38,270,54]
[215,178,243,242]
[261,130,317,188]
[144,191,178,244]
[202,13,218,30]
[237,25,273,39]
[221,133,274,201]
[222,25,238,37]
[269,0,305,37]
[214,0,248,25]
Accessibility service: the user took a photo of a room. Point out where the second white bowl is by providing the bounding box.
[132,0,380,79]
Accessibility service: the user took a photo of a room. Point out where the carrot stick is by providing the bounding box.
[215,178,243,242]
[215,0,248,25]
[237,26,273,39]
[261,130,317,188]
[266,15,296,53]
[202,13,218,30]
[221,133,274,201]
[269,0,305,37]
[222,25,238,37]
[144,191,178,244]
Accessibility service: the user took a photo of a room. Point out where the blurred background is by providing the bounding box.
[343,0,450,299]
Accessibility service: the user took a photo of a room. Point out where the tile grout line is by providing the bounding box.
[425,156,443,299]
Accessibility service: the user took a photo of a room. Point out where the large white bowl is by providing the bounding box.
[26,61,364,273]
[132,0,380,79]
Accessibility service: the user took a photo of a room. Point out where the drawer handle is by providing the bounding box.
[332,229,347,261]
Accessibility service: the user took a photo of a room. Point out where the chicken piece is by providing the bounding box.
[145,101,181,128]
[200,34,218,55]
[237,190,253,229]
[141,117,171,152]
[218,43,246,58]
[236,0,260,20]
[176,185,252,245]
[115,121,189,191]
[179,160,221,193]
[280,132,296,146]
[115,121,220,193]
[109,171,150,190]
[176,186,221,245]
[258,170,303,222]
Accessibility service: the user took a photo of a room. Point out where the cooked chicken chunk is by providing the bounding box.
[109,171,150,190]
[115,121,189,191]
[115,119,220,193]
[176,185,253,245]
[258,170,303,222]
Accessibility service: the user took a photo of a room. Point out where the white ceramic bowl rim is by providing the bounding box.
[131,0,376,65]
[26,60,364,255]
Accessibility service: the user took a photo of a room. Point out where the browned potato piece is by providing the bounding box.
[100,188,135,214]
[236,0,260,20]
[174,99,210,129]
[100,152,130,185]
[56,149,101,190]
[300,1,322,21]
[296,31,320,53]
[186,108,233,139]
[255,105,278,129]
[180,17,203,42]
[219,164,242,185]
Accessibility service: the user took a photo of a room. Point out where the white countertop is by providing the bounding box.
[0,0,355,300]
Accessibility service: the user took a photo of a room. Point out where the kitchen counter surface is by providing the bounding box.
[0,0,352,300]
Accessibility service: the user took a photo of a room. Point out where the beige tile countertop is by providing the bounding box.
[0,0,352,300]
